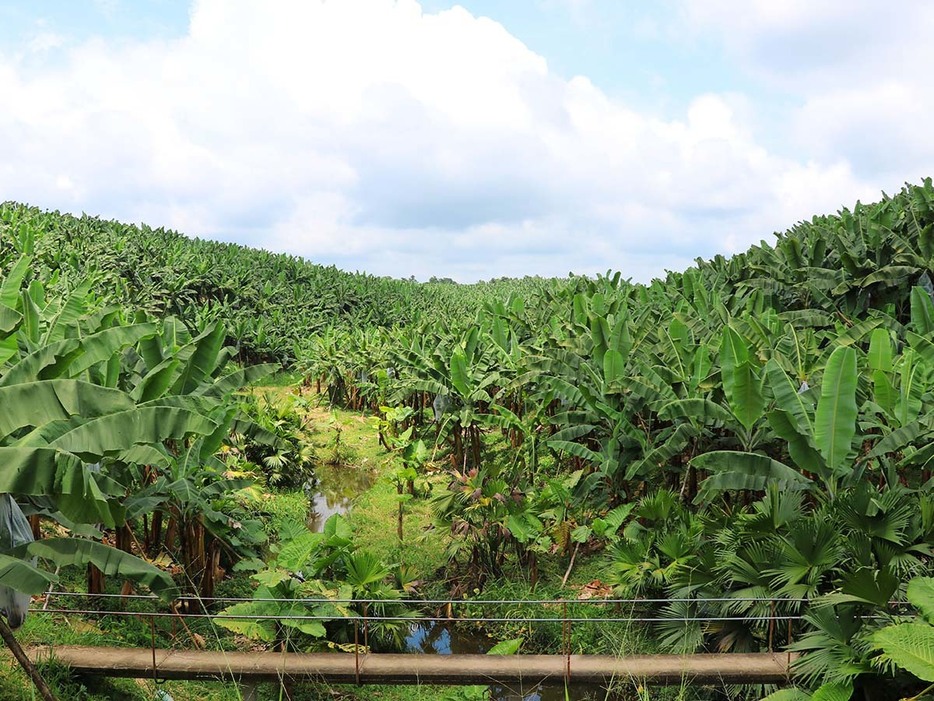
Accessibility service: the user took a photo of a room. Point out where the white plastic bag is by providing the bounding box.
[0,494,35,628]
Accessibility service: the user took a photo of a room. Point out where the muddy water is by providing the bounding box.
[304,461,375,532]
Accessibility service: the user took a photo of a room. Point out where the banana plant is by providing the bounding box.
[384,425,428,542]
[0,255,264,613]
[692,343,861,500]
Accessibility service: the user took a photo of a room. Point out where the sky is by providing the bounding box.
[1,1,932,283]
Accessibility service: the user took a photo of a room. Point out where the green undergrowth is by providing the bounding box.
[348,472,448,577]
[259,489,309,537]
[297,396,448,578]
[2,385,726,700]
[273,682,488,701]
[449,575,639,657]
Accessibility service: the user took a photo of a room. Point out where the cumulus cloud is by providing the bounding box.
[680,0,934,182]
[0,0,900,282]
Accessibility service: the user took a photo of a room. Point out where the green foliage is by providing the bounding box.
[813,346,858,480]
[871,576,934,687]
[8,175,934,695]
[872,624,934,681]
[910,577,934,624]
[215,514,411,650]
[230,389,316,488]
[486,637,523,655]
[13,538,174,595]
[0,247,280,619]
[760,682,852,701]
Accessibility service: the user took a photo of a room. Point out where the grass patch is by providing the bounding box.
[2,613,247,700]
[260,370,305,388]
[348,472,447,576]
[258,490,309,538]
[293,394,448,577]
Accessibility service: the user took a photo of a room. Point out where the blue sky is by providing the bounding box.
[2,2,734,101]
[0,1,187,51]
[2,1,932,281]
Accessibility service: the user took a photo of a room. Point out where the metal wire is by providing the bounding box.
[34,591,906,631]
[42,591,816,606]
[35,607,809,624]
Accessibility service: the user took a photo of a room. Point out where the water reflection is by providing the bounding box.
[405,622,606,701]
[405,619,488,655]
[304,462,375,532]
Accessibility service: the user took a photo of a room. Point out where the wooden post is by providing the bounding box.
[768,600,775,653]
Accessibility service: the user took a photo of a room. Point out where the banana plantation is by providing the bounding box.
[2,181,934,700]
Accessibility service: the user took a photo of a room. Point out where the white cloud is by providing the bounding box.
[0,0,899,282]
[680,0,934,183]
[792,83,934,180]
[26,32,65,53]
[680,0,926,83]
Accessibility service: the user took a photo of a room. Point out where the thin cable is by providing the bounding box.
[42,592,817,605]
[35,608,809,624]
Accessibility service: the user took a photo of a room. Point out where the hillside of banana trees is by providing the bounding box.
[2,180,934,697]
[0,202,561,366]
[299,180,934,696]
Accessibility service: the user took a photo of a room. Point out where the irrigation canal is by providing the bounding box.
[307,455,599,699]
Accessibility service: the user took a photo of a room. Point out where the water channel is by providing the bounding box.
[305,465,606,701]
[304,461,376,532]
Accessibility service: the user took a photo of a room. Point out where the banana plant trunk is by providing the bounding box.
[115,523,135,595]
[164,512,178,556]
[469,425,482,469]
[181,514,206,596]
[452,426,463,469]
[116,524,133,552]
[87,563,105,599]
[147,509,163,557]
[200,537,220,600]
